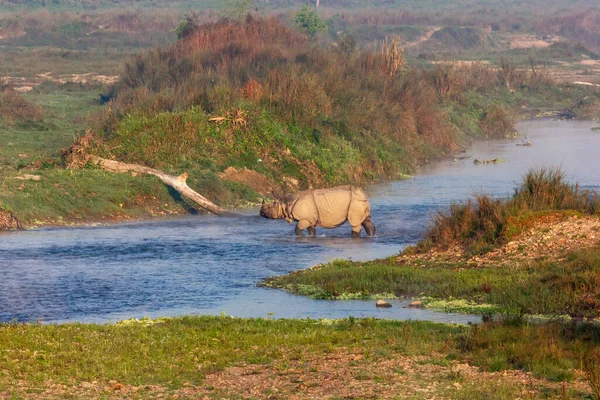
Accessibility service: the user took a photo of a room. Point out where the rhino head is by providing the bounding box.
[259,199,285,219]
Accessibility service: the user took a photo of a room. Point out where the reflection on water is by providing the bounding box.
[1,120,599,323]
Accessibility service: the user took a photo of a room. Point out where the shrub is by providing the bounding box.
[479,104,515,138]
[421,167,600,253]
[0,88,44,126]
[293,4,326,38]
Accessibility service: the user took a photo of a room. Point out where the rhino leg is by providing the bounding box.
[351,224,361,238]
[362,218,376,236]
[307,226,317,237]
[295,220,312,236]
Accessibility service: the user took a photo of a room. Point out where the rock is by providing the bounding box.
[376,299,392,308]
[409,300,423,308]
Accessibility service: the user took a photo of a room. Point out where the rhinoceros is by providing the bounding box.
[260,185,376,237]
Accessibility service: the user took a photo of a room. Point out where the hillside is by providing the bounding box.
[79,18,592,191]
[1,14,599,227]
[86,17,458,189]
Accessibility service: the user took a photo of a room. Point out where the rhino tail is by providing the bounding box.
[362,217,376,236]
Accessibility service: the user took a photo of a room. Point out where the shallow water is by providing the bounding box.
[1,120,599,324]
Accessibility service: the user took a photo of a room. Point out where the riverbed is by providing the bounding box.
[1,120,599,324]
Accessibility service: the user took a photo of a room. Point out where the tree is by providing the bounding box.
[175,13,200,40]
[293,4,326,38]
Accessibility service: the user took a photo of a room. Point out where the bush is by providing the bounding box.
[95,17,461,186]
[421,167,600,253]
[293,4,326,38]
[479,104,515,138]
[0,88,44,126]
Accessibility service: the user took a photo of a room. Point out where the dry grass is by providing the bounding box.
[0,87,44,125]
[95,16,462,182]
[420,168,600,253]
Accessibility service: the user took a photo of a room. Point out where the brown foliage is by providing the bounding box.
[100,17,463,179]
[479,104,515,138]
[584,347,600,400]
[240,79,263,101]
[0,208,23,231]
[0,88,44,125]
[420,168,600,253]
[60,129,98,169]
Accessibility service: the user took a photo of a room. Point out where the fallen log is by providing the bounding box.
[90,156,226,216]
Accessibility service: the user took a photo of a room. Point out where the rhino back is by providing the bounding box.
[289,193,318,224]
[313,187,352,228]
[350,186,368,202]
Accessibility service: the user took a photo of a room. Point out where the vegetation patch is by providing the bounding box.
[429,26,493,50]
[418,168,600,254]
[266,169,600,319]
[418,297,511,315]
[0,88,44,126]
[1,317,599,398]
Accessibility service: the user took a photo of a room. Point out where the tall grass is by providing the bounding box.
[0,87,44,125]
[421,168,600,253]
[91,16,531,187]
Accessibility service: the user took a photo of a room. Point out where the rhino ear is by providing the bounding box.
[271,190,282,202]
[262,198,265,205]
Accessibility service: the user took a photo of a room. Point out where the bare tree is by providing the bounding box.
[498,57,517,90]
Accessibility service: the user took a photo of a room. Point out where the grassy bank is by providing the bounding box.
[265,169,600,318]
[1,316,599,398]
[263,241,600,317]
[1,10,599,227]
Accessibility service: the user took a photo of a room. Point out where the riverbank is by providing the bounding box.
[3,15,600,230]
[265,168,600,320]
[1,316,598,399]
[1,113,596,231]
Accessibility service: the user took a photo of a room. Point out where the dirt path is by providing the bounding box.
[405,27,441,48]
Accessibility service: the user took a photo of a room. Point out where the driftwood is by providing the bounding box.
[90,156,226,216]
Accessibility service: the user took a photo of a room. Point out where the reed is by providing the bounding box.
[421,168,600,252]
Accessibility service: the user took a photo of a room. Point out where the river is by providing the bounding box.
[1,120,599,324]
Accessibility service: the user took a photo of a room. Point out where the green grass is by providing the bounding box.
[97,106,364,186]
[0,316,598,398]
[0,85,100,168]
[0,167,259,225]
[0,317,461,387]
[266,209,600,318]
